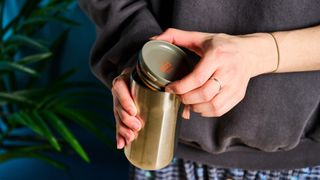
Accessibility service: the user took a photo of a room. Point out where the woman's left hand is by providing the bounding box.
[153,28,277,118]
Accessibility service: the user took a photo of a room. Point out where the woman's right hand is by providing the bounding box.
[111,68,142,149]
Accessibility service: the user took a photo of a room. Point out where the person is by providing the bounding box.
[78,0,320,179]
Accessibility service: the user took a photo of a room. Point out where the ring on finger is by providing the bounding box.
[209,77,222,93]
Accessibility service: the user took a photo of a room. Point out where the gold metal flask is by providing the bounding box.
[124,40,188,170]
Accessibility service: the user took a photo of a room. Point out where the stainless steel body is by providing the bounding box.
[124,40,188,170]
[124,72,181,170]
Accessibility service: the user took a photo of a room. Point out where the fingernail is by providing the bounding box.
[165,87,174,94]
[129,108,137,116]
[182,105,190,120]
[117,141,122,149]
[133,121,141,131]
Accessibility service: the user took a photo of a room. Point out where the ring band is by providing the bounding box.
[210,77,222,92]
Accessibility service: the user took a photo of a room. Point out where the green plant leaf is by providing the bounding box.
[49,29,69,53]
[54,107,114,148]
[0,92,36,106]
[52,82,100,90]
[46,0,74,10]
[6,112,22,127]
[16,16,50,29]
[12,88,108,110]
[17,16,79,31]
[18,52,52,65]
[5,134,54,145]
[72,110,115,131]
[13,112,43,136]
[12,88,44,97]
[43,111,90,162]
[0,61,39,76]
[1,144,53,152]
[7,111,61,152]
[2,0,41,34]
[52,68,77,84]
[9,35,48,51]
[26,29,70,88]
[53,16,80,26]
[36,94,58,110]
[43,93,111,110]
[0,151,66,170]
[31,111,61,151]
[38,82,100,99]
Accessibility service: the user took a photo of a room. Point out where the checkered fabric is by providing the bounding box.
[129,158,320,180]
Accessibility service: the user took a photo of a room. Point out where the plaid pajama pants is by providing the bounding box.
[130,158,320,180]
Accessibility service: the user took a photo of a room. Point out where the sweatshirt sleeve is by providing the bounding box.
[77,0,162,88]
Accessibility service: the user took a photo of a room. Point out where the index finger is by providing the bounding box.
[166,53,218,94]
[154,28,210,56]
[112,76,137,116]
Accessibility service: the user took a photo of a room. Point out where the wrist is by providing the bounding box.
[241,32,278,77]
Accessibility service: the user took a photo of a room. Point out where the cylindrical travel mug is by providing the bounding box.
[124,40,189,170]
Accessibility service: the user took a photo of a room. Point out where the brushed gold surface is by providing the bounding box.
[124,76,181,170]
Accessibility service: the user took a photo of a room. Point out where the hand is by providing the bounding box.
[153,28,277,117]
[111,68,142,149]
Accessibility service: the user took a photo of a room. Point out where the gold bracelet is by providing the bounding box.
[268,32,280,72]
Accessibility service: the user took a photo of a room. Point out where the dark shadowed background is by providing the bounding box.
[0,1,129,179]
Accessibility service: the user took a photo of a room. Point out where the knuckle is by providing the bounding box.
[112,77,121,88]
[173,86,183,94]
[200,86,213,102]
[211,100,222,110]
[169,82,183,94]
[165,28,175,33]
[120,116,129,125]
[137,116,145,128]
[126,98,135,107]
[126,130,134,141]
[238,92,245,101]
[192,72,207,87]
[118,125,125,135]
[212,108,224,117]
[119,110,127,120]
[120,131,128,139]
[119,128,131,141]
[214,111,223,117]
[121,99,131,108]
[200,91,211,102]
[125,131,131,138]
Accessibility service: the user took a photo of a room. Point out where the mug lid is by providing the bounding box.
[139,40,188,87]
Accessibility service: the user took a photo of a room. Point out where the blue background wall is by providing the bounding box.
[0,1,129,179]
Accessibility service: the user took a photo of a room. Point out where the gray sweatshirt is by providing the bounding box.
[78,0,320,170]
